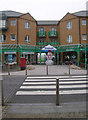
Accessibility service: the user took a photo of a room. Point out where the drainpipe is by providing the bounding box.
[78,18,81,44]
[17,18,19,64]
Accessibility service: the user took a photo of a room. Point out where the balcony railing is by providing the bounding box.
[36,42,60,45]
[37,31,47,37]
[48,31,58,37]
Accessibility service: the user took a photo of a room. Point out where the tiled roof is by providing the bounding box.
[0,10,24,17]
[37,21,59,25]
[72,11,88,17]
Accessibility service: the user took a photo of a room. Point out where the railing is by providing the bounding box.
[48,31,58,37]
[37,31,47,37]
[36,42,60,45]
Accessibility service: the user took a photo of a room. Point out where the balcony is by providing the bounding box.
[36,42,60,46]
[37,31,47,38]
[48,31,58,37]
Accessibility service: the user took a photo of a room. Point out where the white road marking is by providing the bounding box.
[16,89,87,95]
[23,81,87,85]
[20,84,87,89]
[25,78,87,82]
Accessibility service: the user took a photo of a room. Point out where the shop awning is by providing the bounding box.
[41,45,57,52]
[0,44,41,53]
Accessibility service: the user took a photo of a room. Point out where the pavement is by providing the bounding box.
[2,102,87,119]
[1,65,87,76]
[0,65,88,119]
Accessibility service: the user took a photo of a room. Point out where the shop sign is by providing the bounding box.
[23,52,34,54]
[65,48,74,52]
[4,52,16,54]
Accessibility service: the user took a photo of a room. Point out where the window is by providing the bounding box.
[51,27,56,31]
[11,20,16,26]
[82,34,86,40]
[82,20,86,26]
[0,20,6,28]
[25,35,30,43]
[0,34,6,42]
[25,22,30,29]
[66,22,72,29]
[11,34,16,41]
[39,27,44,31]
[67,35,72,43]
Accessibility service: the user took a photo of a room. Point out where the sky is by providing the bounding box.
[0,0,88,20]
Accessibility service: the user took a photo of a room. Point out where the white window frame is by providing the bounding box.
[0,20,6,28]
[82,34,86,40]
[82,20,86,26]
[11,20,16,26]
[11,34,16,41]
[25,35,30,43]
[66,22,72,30]
[0,34,6,42]
[67,35,72,43]
[39,27,44,31]
[25,22,30,29]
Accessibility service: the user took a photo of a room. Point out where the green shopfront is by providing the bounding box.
[0,44,88,69]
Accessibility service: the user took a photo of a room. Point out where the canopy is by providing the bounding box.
[41,45,57,52]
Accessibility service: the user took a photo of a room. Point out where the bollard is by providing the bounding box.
[0,80,4,106]
[25,65,27,75]
[69,64,70,75]
[46,65,48,75]
[56,78,59,105]
[8,64,10,76]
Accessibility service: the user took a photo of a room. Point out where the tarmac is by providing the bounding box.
[0,65,88,119]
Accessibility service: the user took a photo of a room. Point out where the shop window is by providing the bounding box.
[11,34,16,41]
[82,20,86,26]
[11,20,16,26]
[82,34,86,40]
[25,22,30,29]
[66,22,72,30]
[25,35,30,43]
[0,34,6,42]
[67,35,72,43]
[4,54,16,63]
[39,27,44,31]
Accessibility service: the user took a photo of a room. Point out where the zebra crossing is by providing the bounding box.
[16,75,88,96]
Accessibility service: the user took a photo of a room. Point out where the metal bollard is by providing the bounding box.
[0,80,4,106]
[46,65,48,75]
[56,78,59,105]
[8,64,10,76]
[69,64,70,75]
[25,66,27,75]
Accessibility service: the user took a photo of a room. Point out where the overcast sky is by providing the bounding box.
[0,0,88,20]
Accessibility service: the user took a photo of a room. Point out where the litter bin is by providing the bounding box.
[20,57,26,70]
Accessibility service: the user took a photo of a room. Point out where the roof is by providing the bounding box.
[0,10,24,17]
[37,21,59,25]
[72,11,88,17]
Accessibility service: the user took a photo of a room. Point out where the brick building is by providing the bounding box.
[0,10,88,68]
